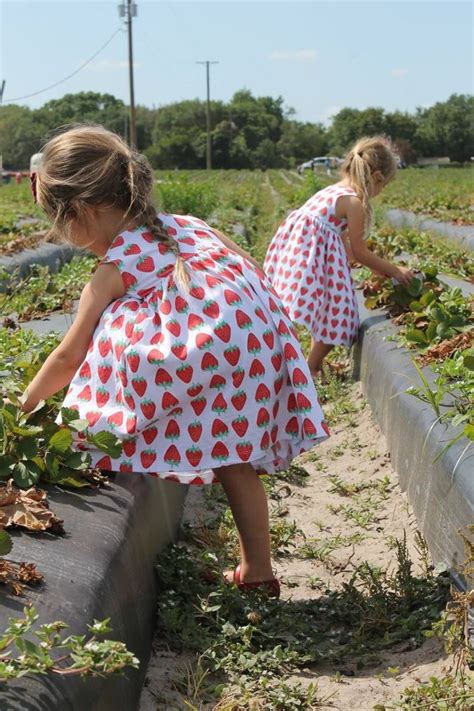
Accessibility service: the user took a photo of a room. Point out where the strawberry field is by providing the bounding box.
[0,167,473,708]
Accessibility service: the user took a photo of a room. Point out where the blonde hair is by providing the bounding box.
[37,124,188,288]
[341,136,398,229]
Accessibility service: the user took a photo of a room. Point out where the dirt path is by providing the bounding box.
[139,381,455,711]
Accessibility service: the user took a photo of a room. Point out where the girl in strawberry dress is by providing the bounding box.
[21,125,329,597]
[264,136,415,375]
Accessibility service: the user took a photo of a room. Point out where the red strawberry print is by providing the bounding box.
[165,420,180,440]
[140,399,156,419]
[292,367,309,388]
[285,416,299,438]
[141,449,157,469]
[236,441,253,461]
[203,300,219,319]
[283,343,298,361]
[115,340,127,359]
[271,353,283,372]
[96,455,112,470]
[155,368,173,387]
[256,383,270,403]
[224,346,240,366]
[160,298,172,315]
[175,295,189,314]
[254,306,268,324]
[86,410,100,427]
[166,319,181,338]
[262,330,274,349]
[189,285,205,300]
[171,343,188,361]
[214,320,231,342]
[122,272,137,289]
[297,393,312,412]
[210,373,226,390]
[123,439,137,457]
[303,418,318,438]
[186,446,203,467]
[96,387,109,407]
[224,289,241,306]
[247,334,261,354]
[98,363,112,384]
[212,393,227,414]
[231,390,247,411]
[79,362,91,380]
[143,426,158,445]
[127,350,140,372]
[165,445,181,467]
[249,358,265,379]
[201,352,218,372]
[111,314,124,330]
[98,336,112,358]
[124,243,141,256]
[107,411,124,427]
[188,420,203,442]
[120,461,133,473]
[191,396,206,416]
[78,384,92,401]
[260,431,270,450]
[256,407,270,428]
[235,309,252,330]
[132,376,147,397]
[148,348,165,365]
[212,419,229,438]
[188,313,204,330]
[232,415,249,437]
[126,414,137,434]
[176,363,193,383]
[130,328,144,345]
[150,332,164,345]
[162,392,179,410]
[187,383,203,398]
[137,255,154,272]
[196,333,213,350]
[211,441,229,462]
[232,367,245,388]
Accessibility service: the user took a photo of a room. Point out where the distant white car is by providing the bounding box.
[296,156,342,174]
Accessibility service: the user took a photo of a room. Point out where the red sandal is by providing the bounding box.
[230,564,280,598]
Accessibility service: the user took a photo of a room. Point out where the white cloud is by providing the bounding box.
[270,49,317,62]
[391,68,409,77]
[85,59,143,72]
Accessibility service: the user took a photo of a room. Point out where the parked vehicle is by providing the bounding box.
[296,156,342,174]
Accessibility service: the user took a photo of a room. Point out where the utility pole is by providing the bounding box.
[0,81,5,105]
[196,61,219,170]
[118,1,137,147]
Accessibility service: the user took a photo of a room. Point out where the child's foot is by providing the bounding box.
[223,565,280,597]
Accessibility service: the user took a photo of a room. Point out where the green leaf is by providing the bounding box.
[11,425,43,437]
[12,461,41,488]
[435,323,451,339]
[0,455,15,477]
[420,290,436,307]
[0,530,13,556]
[48,429,73,454]
[407,278,422,297]
[88,432,122,457]
[422,265,438,280]
[426,322,438,342]
[409,300,423,312]
[405,328,428,344]
[17,438,38,459]
[429,304,447,323]
[67,419,89,434]
[462,351,474,371]
[60,407,82,425]
[464,424,474,441]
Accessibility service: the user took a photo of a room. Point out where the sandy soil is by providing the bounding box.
[139,384,457,711]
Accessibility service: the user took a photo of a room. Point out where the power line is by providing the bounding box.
[2,27,124,105]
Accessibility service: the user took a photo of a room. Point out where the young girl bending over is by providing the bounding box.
[264,136,415,375]
[21,125,330,597]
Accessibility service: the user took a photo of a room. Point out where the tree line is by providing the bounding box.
[0,90,472,170]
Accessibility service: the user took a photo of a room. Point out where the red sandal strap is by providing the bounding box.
[233,565,280,597]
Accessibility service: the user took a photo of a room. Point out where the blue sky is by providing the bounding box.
[1,1,472,123]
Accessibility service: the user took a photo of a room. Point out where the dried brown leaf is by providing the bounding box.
[0,480,64,533]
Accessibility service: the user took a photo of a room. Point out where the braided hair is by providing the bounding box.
[36,123,188,288]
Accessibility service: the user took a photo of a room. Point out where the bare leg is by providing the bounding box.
[307,339,334,376]
[213,462,274,583]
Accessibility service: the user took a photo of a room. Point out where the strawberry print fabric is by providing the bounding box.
[264,184,359,346]
[59,213,329,485]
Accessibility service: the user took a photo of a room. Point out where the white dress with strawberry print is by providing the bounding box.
[264,184,359,346]
[60,213,329,485]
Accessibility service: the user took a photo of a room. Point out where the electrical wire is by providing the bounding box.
[2,27,124,104]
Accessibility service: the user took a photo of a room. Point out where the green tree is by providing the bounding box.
[0,105,46,169]
[277,121,328,166]
[414,94,474,162]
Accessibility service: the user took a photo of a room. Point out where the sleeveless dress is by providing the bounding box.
[59,213,329,485]
[264,184,359,346]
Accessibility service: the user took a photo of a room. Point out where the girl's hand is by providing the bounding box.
[392,265,416,286]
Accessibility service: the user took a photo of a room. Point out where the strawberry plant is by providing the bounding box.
[0,606,139,681]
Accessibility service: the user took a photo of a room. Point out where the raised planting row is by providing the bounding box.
[0,322,187,710]
[353,266,473,590]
